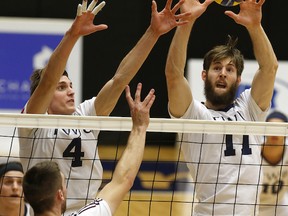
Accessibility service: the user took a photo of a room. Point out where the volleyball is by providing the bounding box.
[214,0,242,7]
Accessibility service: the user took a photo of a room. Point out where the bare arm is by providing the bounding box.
[225,0,278,111]
[94,0,191,116]
[262,137,285,165]
[97,83,155,214]
[165,0,214,118]
[26,0,108,114]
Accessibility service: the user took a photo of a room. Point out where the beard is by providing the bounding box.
[204,78,238,108]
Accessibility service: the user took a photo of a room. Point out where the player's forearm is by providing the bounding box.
[115,126,147,183]
[113,26,159,84]
[94,28,159,116]
[166,24,193,79]
[26,30,80,114]
[165,24,194,117]
[248,25,278,75]
[43,30,79,84]
[248,25,278,110]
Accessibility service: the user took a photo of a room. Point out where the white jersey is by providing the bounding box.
[69,198,111,216]
[18,97,103,215]
[259,146,288,216]
[25,203,31,216]
[171,89,267,215]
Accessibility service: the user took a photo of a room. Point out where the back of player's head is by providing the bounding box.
[23,161,62,214]
[203,35,244,76]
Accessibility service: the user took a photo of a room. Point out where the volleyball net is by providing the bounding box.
[0,113,288,215]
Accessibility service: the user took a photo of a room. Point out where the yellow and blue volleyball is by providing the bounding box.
[214,0,242,7]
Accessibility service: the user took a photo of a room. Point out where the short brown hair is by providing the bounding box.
[30,69,69,96]
[23,161,62,214]
[203,35,244,76]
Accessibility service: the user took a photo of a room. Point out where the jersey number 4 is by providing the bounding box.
[63,137,84,167]
[224,134,252,156]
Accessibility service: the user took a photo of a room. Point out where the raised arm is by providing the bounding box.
[262,134,285,165]
[97,83,155,214]
[94,0,191,116]
[262,111,288,165]
[165,0,213,118]
[26,0,107,114]
[224,0,278,111]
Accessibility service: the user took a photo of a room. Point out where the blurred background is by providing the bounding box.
[0,0,287,145]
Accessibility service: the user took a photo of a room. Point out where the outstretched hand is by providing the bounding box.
[180,0,214,22]
[125,83,155,129]
[224,0,264,28]
[150,0,192,36]
[70,0,108,37]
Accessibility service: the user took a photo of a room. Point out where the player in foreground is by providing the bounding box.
[23,83,155,216]
[18,0,190,214]
[165,0,278,214]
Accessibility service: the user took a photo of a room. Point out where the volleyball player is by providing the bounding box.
[23,83,155,216]
[0,161,30,216]
[164,0,278,215]
[260,111,288,215]
[18,0,191,214]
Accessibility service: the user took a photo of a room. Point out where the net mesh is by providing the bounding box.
[0,113,288,216]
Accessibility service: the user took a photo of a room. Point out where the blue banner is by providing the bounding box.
[0,33,62,110]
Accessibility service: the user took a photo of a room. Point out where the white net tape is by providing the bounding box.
[0,113,287,136]
[0,113,288,215]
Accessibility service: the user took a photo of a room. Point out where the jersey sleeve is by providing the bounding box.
[75,97,96,116]
[236,89,269,122]
[70,198,112,216]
